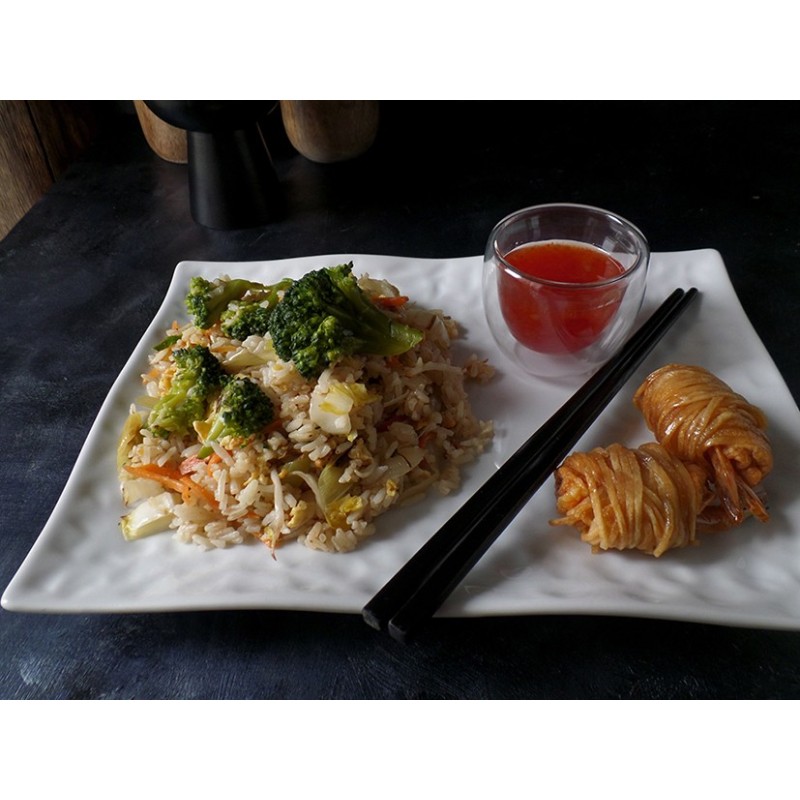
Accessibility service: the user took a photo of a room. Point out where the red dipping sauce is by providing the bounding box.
[498,240,626,354]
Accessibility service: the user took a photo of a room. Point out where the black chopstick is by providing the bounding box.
[362,286,699,642]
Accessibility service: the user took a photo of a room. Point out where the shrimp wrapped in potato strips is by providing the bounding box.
[551,442,711,557]
[633,364,772,526]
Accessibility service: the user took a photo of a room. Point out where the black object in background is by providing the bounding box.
[145,100,283,230]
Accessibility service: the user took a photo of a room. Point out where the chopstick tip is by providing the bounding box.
[361,604,385,632]
[387,621,414,644]
[362,604,418,643]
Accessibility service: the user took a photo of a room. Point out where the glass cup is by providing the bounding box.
[483,203,650,380]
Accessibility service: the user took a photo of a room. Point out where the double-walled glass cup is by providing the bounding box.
[483,203,650,380]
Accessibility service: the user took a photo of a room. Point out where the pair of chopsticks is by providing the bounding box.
[362,287,699,642]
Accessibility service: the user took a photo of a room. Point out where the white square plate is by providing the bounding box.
[4,251,800,628]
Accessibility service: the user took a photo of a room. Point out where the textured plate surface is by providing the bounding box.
[3,251,800,628]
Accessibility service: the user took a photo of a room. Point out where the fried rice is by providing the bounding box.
[119,272,494,553]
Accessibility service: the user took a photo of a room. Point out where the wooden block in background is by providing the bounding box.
[280,101,379,163]
[133,101,187,164]
[0,100,97,241]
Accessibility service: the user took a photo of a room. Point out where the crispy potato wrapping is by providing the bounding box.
[551,442,711,557]
[633,363,772,525]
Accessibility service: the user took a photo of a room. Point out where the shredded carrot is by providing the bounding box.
[384,355,403,370]
[125,462,184,492]
[418,430,436,448]
[375,295,409,308]
[179,455,204,474]
[125,463,218,508]
[181,476,217,507]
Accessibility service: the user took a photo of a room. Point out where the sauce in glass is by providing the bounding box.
[498,240,626,354]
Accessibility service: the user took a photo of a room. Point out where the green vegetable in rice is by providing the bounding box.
[220,301,273,340]
[186,275,293,330]
[195,376,274,458]
[219,278,294,340]
[153,334,181,351]
[267,262,424,378]
[147,344,227,437]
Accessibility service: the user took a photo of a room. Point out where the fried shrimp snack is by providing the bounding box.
[551,442,710,557]
[633,364,772,526]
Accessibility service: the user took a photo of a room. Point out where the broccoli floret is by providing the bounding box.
[186,276,292,330]
[220,302,272,340]
[267,263,424,378]
[219,277,294,340]
[197,376,274,457]
[147,345,227,437]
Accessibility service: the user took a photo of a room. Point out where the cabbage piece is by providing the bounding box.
[120,492,176,541]
[317,463,362,528]
[222,334,276,369]
[121,477,164,506]
[117,409,143,472]
[309,379,377,436]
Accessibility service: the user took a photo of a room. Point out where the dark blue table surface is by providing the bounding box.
[2,101,799,699]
